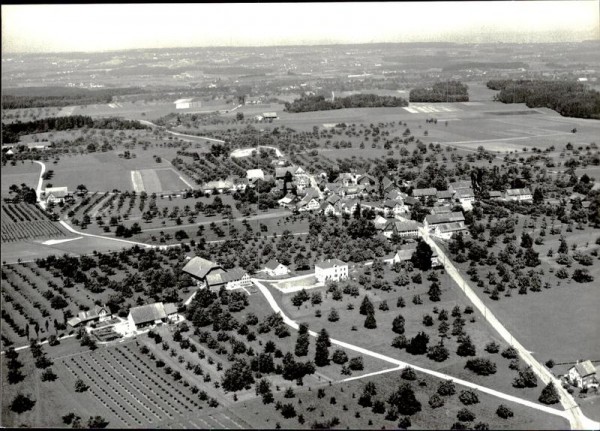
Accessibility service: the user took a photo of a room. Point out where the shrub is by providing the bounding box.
[465,358,497,376]
[348,356,364,371]
[501,346,518,359]
[484,341,500,353]
[401,367,416,380]
[427,343,450,362]
[281,403,297,418]
[457,408,475,422]
[513,366,538,388]
[428,393,444,408]
[496,404,514,419]
[437,379,456,396]
[10,394,36,413]
[458,390,479,405]
[332,349,348,364]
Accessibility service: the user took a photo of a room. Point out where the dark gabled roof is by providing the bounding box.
[163,303,178,315]
[403,196,418,206]
[205,267,247,287]
[425,212,465,225]
[456,188,475,198]
[430,205,452,215]
[450,180,472,189]
[182,257,223,280]
[571,360,597,378]
[436,190,454,199]
[489,191,502,197]
[264,259,283,270]
[315,259,347,269]
[412,188,438,197]
[129,303,167,324]
[393,221,419,232]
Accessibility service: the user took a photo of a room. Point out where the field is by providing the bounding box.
[1,202,66,243]
[131,168,191,193]
[1,161,41,193]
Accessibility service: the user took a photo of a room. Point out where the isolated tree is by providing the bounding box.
[457,408,476,422]
[401,367,416,381]
[465,358,497,376]
[328,308,340,322]
[427,281,441,302]
[10,394,36,413]
[221,359,254,392]
[437,379,456,396]
[87,416,109,428]
[538,382,560,405]
[392,314,405,334]
[427,341,450,362]
[359,295,374,315]
[429,393,445,408]
[411,240,433,271]
[315,328,331,366]
[496,404,514,419]
[459,390,479,405]
[406,332,429,355]
[456,335,476,357]
[332,349,348,364]
[364,313,377,329]
[388,383,422,416]
[513,366,538,388]
[295,323,310,357]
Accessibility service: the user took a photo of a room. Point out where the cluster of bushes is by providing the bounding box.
[409,81,469,102]
[284,94,408,113]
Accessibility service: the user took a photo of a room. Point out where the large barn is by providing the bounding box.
[174,98,202,109]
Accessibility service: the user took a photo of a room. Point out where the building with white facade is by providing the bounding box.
[315,259,348,284]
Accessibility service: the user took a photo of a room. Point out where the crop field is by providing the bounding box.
[1,202,66,243]
[1,161,41,193]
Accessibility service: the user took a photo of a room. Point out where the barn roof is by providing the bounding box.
[572,360,597,378]
[129,303,166,324]
[315,259,347,269]
[425,212,465,225]
[182,257,222,280]
[205,267,247,287]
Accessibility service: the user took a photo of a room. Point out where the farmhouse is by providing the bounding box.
[488,190,503,200]
[424,212,465,229]
[262,259,289,277]
[278,193,298,209]
[504,188,533,202]
[382,220,420,238]
[297,189,321,212]
[205,267,252,290]
[567,361,599,390]
[436,190,454,203]
[275,165,310,190]
[383,243,441,267]
[181,257,224,286]
[246,169,265,183]
[315,259,349,284]
[430,205,453,215]
[383,199,408,218]
[174,98,202,109]
[381,176,395,193]
[449,180,472,192]
[67,305,111,327]
[431,222,468,240]
[335,172,360,187]
[412,188,437,199]
[44,186,69,205]
[128,302,178,332]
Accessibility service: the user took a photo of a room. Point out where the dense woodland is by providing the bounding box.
[486,79,600,119]
[1,116,148,143]
[409,81,469,103]
[1,87,143,110]
[284,94,408,113]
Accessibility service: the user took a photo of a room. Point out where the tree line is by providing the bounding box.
[284,94,408,113]
[2,115,148,143]
[1,87,143,109]
[409,81,469,103]
[486,79,600,119]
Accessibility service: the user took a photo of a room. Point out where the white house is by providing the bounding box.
[246,169,265,183]
[315,259,348,284]
[567,361,599,390]
[174,98,202,109]
[262,259,289,277]
[44,186,69,205]
[297,196,320,212]
[67,305,112,327]
[278,193,298,209]
[382,220,420,238]
[504,188,533,202]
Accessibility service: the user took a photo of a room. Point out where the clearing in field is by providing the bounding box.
[404,103,462,114]
[130,168,190,193]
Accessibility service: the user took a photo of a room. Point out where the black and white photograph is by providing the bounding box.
[1,2,599,429]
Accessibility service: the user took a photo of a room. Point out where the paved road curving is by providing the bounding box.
[251,278,574,423]
[418,227,599,430]
[139,120,225,143]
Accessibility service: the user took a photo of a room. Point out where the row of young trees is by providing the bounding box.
[284,94,408,113]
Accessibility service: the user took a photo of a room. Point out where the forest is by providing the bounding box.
[284,94,408,113]
[1,116,148,143]
[486,79,600,119]
[409,81,469,102]
[1,87,144,109]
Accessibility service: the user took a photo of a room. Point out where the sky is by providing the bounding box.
[2,2,598,54]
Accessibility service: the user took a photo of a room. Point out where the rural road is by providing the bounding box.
[33,160,46,209]
[418,227,599,430]
[139,120,225,143]
[251,279,576,424]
